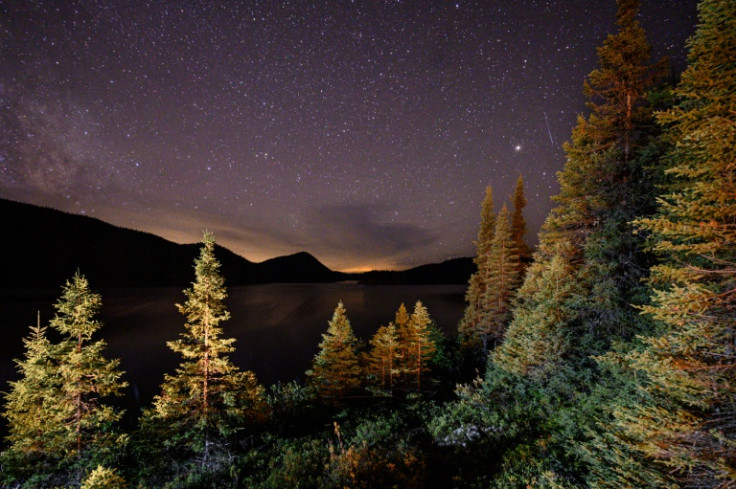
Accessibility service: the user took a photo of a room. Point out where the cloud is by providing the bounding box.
[304,203,438,269]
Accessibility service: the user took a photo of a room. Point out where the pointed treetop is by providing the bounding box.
[394,302,410,329]
[477,185,496,254]
[50,271,102,339]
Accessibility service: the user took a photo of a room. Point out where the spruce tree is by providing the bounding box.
[306,301,362,400]
[3,274,129,487]
[438,1,670,485]
[402,301,436,393]
[50,273,128,467]
[1,316,59,484]
[480,204,522,351]
[140,232,266,476]
[510,175,532,268]
[495,0,664,374]
[365,323,400,396]
[592,1,736,485]
[458,185,495,348]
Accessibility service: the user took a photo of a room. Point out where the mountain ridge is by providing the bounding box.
[0,198,473,286]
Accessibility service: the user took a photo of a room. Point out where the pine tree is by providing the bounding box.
[458,185,495,348]
[480,205,522,351]
[140,232,266,475]
[593,1,736,485]
[365,323,401,396]
[510,175,532,268]
[402,301,437,393]
[306,301,362,400]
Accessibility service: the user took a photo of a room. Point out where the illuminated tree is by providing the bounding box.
[306,301,362,400]
[365,323,401,396]
[590,1,736,485]
[458,185,495,348]
[140,232,266,476]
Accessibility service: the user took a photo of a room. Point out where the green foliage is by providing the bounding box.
[511,175,532,266]
[594,1,736,485]
[458,185,495,349]
[80,465,127,489]
[137,232,267,485]
[397,301,437,393]
[326,418,426,489]
[306,301,363,400]
[1,320,58,484]
[1,273,127,487]
[365,322,401,396]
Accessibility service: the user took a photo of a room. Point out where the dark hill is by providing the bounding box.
[0,198,343,287]
[352,257,475,285]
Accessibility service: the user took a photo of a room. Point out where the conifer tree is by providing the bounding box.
[402,301,436,393]
[140,232,266,475]
[365,323,400,396]
[458,185,495,348]
[510,175,532,267]
[480,204,522,351]
[492,247,578,375]
[1,316,59,483]
[49,273,128,471]
[306,301,362,400]
[393,302,410,331]
[494,0,664,374]
[591,2,736,485]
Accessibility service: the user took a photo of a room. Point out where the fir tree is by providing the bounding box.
[393,302,410,331]
[593,1,736,485]
[140,232,266,476]
[458,185,495,348]
[306,301,362,400]
[401,301,437,393]
[495,0,664,374]
[3,274,129,487]
[510,175,532,267]
[480,204,522,351]
[492,247,578,376]
[1,315,59,484]
[365,323,401,396]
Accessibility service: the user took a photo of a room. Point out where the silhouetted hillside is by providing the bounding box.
[352,257,476,285]
[0,198,343,287]
[0,198,473,287]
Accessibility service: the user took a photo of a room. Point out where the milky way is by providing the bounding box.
[0,1,699,271]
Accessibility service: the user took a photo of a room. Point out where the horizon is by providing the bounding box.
[0,1,699,271]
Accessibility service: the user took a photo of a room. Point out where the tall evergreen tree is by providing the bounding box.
[591,2,736,485]
[50,273,128,470]
[435,1,671,485]
[496,0,664,374]
[480,205,522,351]
[1,316,59,485]
[306,301,362,400]
[401,301,437,393]
[365,323,401,396]
[140,232,266,476]
[458,185,495,348]
[2,274,128,487]
[510,175,532,268]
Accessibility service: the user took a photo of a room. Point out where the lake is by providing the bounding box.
[0,283,466,413]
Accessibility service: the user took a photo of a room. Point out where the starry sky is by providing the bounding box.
[0,1,699,272]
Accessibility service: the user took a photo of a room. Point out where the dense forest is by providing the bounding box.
[2,0,734,487]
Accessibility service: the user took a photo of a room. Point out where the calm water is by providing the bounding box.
[0,283,465,412]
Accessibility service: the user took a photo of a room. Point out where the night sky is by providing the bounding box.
[1,1,699,272]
